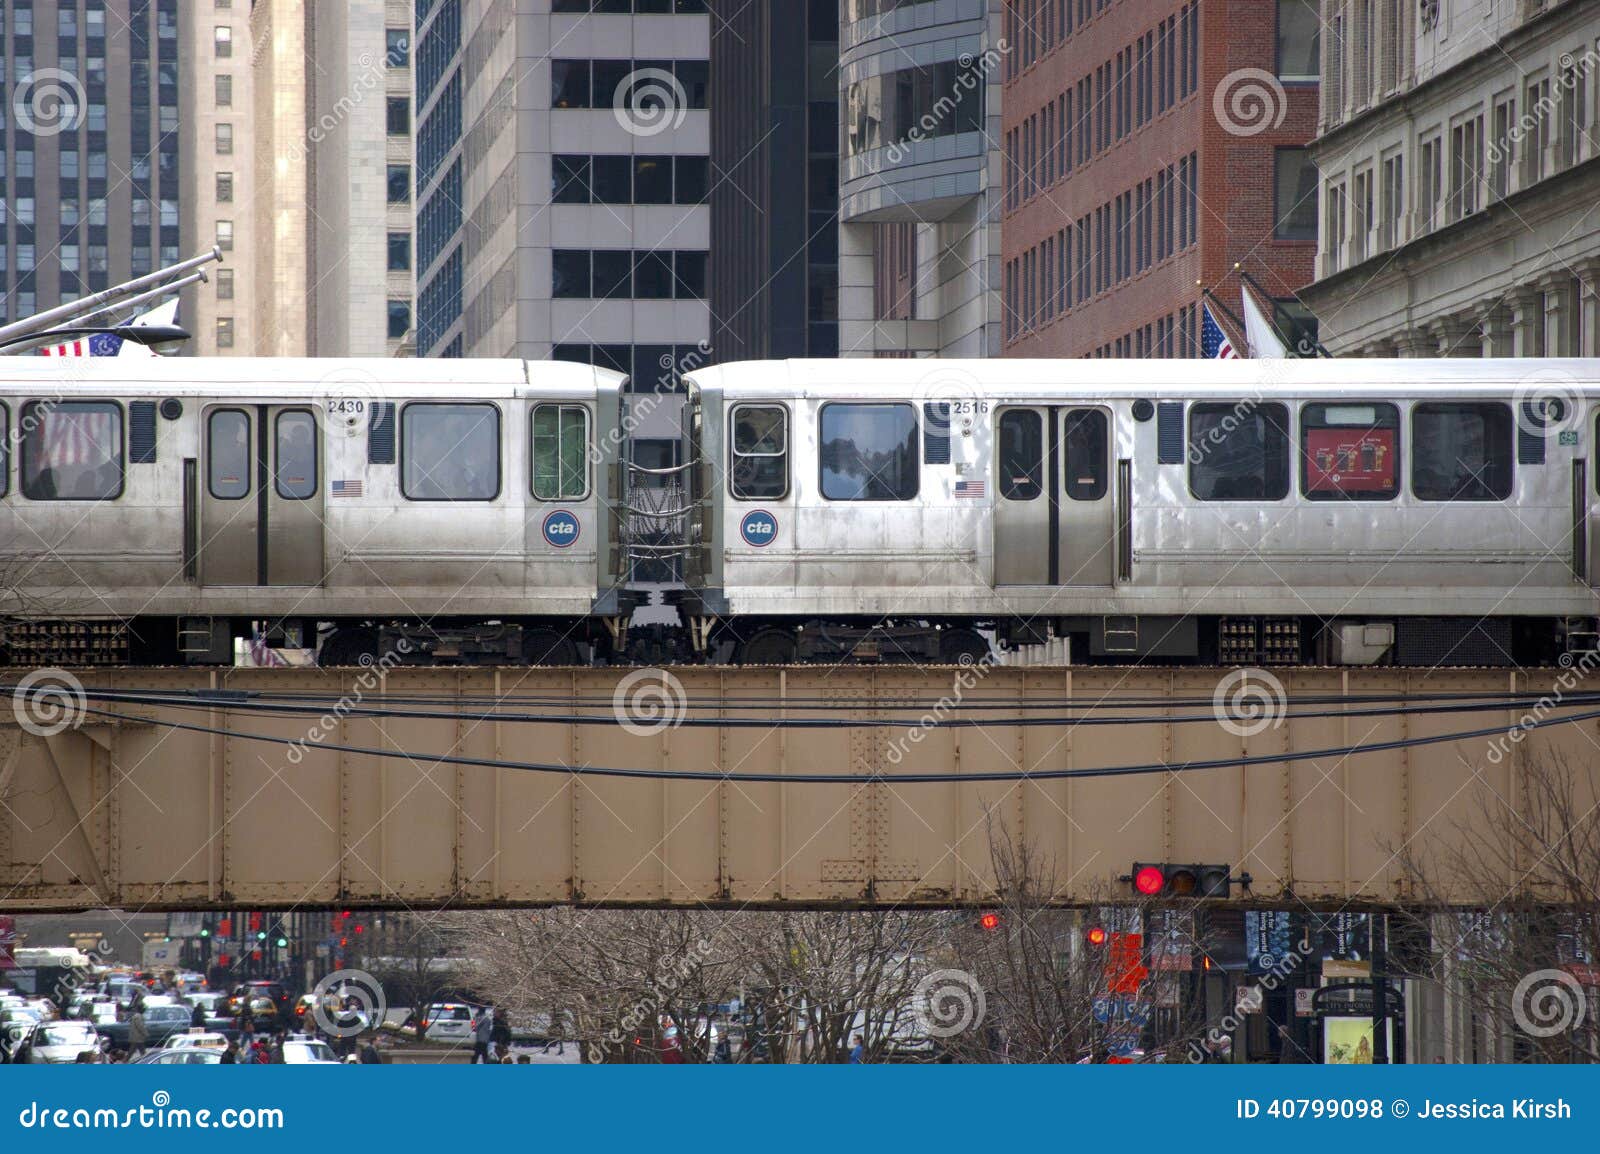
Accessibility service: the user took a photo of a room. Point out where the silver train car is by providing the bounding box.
[675,358,1600,666]
[0,358,631,666]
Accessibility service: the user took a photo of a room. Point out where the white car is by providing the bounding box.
[140,1049,223,1066]
[280,1037,342,1065]
[18,1021,102,1064]
[419,1003,476,1043]
[162,1030,229,1052]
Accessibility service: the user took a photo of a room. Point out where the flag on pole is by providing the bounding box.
[1201,304,1239,359]
[35,298,178,357]
[1241,286,1290,358]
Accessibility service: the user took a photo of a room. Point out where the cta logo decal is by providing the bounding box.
[740,509,778,547]
[543,509,581,548]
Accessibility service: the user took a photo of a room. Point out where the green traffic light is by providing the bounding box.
[275,937,288,948]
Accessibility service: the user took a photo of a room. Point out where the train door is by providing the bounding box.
[993,407,1051,584]
[199,404,325,586]
[1057,407,1114,586]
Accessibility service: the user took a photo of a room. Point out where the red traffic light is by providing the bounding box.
[1085,925,1108,947]
[1134,866,1166,895]
[978,912,1001,931]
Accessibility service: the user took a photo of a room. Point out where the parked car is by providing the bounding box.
[416,1002,475,1044]
[15,1021,102,1064]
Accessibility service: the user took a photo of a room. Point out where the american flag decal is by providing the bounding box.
[954,480,986,498]
[331,479,363,498]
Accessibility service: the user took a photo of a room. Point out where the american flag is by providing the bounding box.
[331,479,363,498]
[37,332,126,357]
[1201,305,1239,359]
[954,480,986,499]
[41,409,116,469]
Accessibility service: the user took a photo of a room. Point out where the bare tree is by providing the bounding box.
[1398,752,1600,1063]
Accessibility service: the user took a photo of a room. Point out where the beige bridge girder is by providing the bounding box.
[0,666,1596,912]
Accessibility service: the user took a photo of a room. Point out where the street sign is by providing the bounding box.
[1295,988,1316,1017]
[1092,996,1154,1026]
[1235,985,1263,1015]
[1106,932,1147,994]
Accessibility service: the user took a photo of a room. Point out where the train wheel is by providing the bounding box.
[524,628,580,667]
[738,628,797,666]
[939,628,992,666]
[319,628,380,667]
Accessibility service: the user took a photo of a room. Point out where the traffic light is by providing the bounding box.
[1085,924,1108,947]
[978,912,1001,932]
[1130,863,1230,898]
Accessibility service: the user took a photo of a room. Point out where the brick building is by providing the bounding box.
[1000,0,1322,359]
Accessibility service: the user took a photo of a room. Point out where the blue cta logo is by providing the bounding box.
[542,509,581,548]
[740,509,778,547]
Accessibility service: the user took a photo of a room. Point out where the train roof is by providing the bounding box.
[687,357,1600,398]
[0,357,625,398]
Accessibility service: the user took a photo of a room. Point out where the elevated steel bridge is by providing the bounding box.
[1,665,1595,911]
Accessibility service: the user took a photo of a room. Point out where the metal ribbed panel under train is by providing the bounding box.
[2,665,1595,912]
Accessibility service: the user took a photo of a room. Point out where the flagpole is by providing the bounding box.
[68,271,209,329]
[1234,264,1333,357]
[0,248,221,347]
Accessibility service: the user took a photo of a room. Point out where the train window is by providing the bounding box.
[1300,402,1399,501]
[1411,402,1513,501]
[21,401,124,501]
[730,404,788,500]
[1187,401,1290,501]
[0,404,8,496]
[208,410,251,500]
[401,403,501,501]
[531,404,590,500]
[820,403,919,501]
[1063,409,1109,501]
[275,410,318,500]
[998,410,1042,500]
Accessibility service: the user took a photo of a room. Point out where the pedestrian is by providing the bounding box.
[470,1006,494,1064]
[849,1034,865,1064]
[220,1040,239,1064]
[127,1000,148,1059]
[189,1000,207,1030]
[358,1036,383,1065]
[490,1009,512,1051]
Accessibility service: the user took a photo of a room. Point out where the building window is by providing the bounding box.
[819,403,919,502]
[386,28,410,68]
[1379,151,1404,249]
[1276,0,1320,80]
[1418,135,1442,232]
[214,26,232,58]
[217,269,235,300]
[387,165,411,203]
[386,98,410,136]
[216,123,233,154]
[1523,77,1551,185]
[1273,148,1318,239]
[1449,114,1482,220]
[387,300,412,340]
[388,232,412,272]
[216,172,234,202]
[1490,93,1515,199]
[215,74,233,107]
[216,220,234,251]
[216,318,235,348]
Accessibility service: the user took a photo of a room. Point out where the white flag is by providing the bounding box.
[1242,287,1289,359]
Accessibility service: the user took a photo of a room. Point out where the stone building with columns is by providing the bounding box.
[1300,0,1600,358]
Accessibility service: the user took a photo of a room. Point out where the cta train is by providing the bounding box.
[0,355,1595,668]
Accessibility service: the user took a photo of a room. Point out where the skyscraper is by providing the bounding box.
[0,0,182,328]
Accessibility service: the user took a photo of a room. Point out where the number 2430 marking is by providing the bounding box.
[327,399,366,415]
